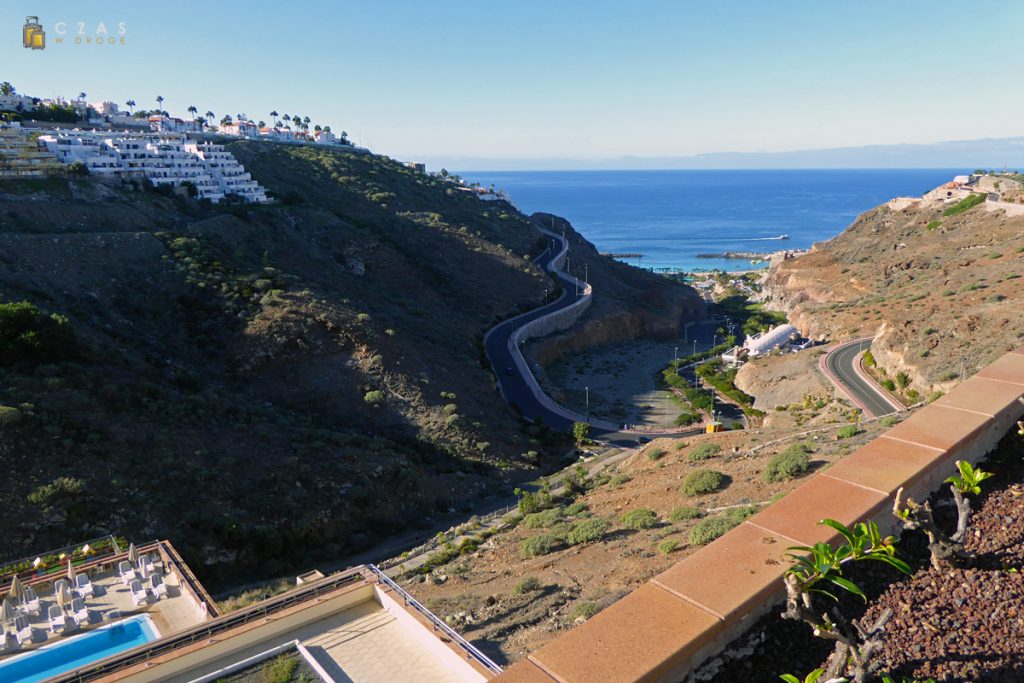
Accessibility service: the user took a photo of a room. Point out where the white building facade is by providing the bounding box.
[38,131,268,203]
[743,324,799,357]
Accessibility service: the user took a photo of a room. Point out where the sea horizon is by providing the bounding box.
[458,168,966,272]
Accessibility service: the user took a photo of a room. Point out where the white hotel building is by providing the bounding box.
[38,131,268,203]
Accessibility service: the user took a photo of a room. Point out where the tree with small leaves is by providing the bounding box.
[572,421,590,446]
[783,519,911,682]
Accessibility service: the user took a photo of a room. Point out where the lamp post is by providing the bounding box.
[674,346,678,364]
[585,386,589,422]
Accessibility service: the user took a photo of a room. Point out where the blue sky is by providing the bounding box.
[3,1,1022,167]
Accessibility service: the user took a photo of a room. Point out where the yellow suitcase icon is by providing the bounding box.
[23,16,45,50]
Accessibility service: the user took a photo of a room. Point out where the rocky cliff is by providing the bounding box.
[762,182,1024,396]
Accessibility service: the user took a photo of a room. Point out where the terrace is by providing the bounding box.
[0,540,214,663]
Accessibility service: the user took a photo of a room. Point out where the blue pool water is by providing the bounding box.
[458,169,964,272]
[0,615,159,683]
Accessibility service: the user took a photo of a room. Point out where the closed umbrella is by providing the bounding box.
[57,582,71,611]
[67,558,77,585]
[9,576,25,603]
[1,598,15,624]
[128,543,139,564]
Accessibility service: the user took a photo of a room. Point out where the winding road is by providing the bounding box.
[484,229,704,444]
[822,338,903,417]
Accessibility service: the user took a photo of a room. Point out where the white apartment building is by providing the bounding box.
[38,130,268,203]
[0,94,37,112]
[219,120,261,139]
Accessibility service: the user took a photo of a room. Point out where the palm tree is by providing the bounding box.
[258,120,266,128]
[125,99,136,114]
[270,110,279,126]
[187,105,198,120]
[195,116,207,129]
[281,113,289,123]
[341,131,349,144]
[156,95,164,110]
[205,110,214,121]
[314,124,322,133]
[221,114,233,126]
[291,115,301,128]
[324,125,332,133]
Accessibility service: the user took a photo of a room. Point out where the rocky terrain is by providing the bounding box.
[406,418,899,664]
[0,143,699,587]
[763,180,1024,397]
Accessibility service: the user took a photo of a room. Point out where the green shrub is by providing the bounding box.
[669,506,703,522]
[0,405,23,427]
[926,220,942,231]
[862,350,876,367]
[609,474,632,487]
[689,507,758,546]
[515,487,555,514]
[646,447,666,462]
[763,444,812,483]
[878,415,900,428]
[566,518,610,545]
[681,469,727,496]
[0,301,76,366]
[896,371,910,389]
[881,379,897,392]
[674,412,701,426]
[943,193,986,216]
[520,534,561,558]
[836,425,859,439]
[688,443,721,463]
[674,440,688,450]
[513,577,541,594]
[523,508,563,529]
[27,477,85,505]
[564,502,589,516]
[657,539,680,555]
[620,508,658,530]
[363,390,384,404]
[569,601,597,621]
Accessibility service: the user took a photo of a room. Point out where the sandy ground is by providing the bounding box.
[535,337,716,428]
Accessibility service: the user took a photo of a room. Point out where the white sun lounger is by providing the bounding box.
[148,573,167,599]
[119,560,136,585]
[129,580,147,606]
[48,604,65,633]
[75,573,94,598]
[21,587,40,615]
[138,554,155,575]
[0,629,7,651]
[14,615,31,645]
[71,597,89,627]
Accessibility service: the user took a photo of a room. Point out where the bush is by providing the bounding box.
[669,506,703,522]
[0,301,76,366]
[836,425,859,439]
[681,469,727,496]
[27,476,85,505]
[646,447,666,461]
[515,487,555,514]
[926,220,942,231]
[609,474,632,487]
[0,405,23,427]
[943,193,986,216]
[564,502,588,516]
[688,443,721,463]
[523,508,563,529]
[520,534,561,558]
[763,444,812,483]
[569,601,597,621]
[566,518,610,545]
[513,577,541,594]
[363,390,384,404]
[657,539,680,555]
[878,415,900,428]
[620,508,658,530]
[674,412,701,426]
[881,379,897,392]
[862,350,876,367]
[689,507,758,546]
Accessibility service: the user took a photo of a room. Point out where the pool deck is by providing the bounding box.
[0,557,207,659]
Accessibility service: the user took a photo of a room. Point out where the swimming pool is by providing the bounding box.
[0,614,160,683]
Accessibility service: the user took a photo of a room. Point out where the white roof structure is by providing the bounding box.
[743,324,798,356]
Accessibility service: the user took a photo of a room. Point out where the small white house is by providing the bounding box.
[219,120,260,139]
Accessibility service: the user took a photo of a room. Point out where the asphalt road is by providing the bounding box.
[484,233,704,445]
[824,340,898,417]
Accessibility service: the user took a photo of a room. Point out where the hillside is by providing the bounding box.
[763,184,1024,398]
[0,142,699,586]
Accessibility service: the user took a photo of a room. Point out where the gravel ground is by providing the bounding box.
[704,428,1024,682]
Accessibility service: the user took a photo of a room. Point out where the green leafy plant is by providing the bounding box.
[764,444,812,483]
[572,421,590,446]
[513,576,541,594]
[783,519,911,682]
[620,508,658,530]
[669,506,702,522]
[681,469,726,496]
[779,670,842,683]
[566,518,610,545]
[894,459,994,570]
[687,443,721,462]
[836,425,859,440]
[657,539,679,554]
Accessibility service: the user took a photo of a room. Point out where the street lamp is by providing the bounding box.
[674,346,678,364]
[585,386,590,421]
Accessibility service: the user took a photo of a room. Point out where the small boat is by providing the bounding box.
[778,234,789,240]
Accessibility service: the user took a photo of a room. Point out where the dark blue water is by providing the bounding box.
[459,169,963,271]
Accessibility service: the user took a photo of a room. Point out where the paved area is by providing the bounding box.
[304,602,474,683]
[0,558,207,657]
[823,339,899,417]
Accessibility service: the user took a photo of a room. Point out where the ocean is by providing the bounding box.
[457,169,964,272]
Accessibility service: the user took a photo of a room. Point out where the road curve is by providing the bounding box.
[822,339,901,417]
[483,229,701,443]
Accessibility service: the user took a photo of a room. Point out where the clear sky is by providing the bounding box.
[3,1,1022,167]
